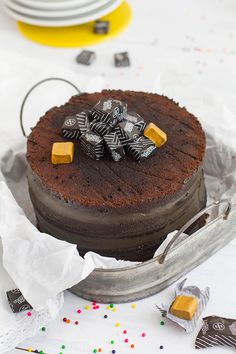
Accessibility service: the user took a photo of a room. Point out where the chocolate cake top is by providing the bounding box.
[27,90,206,208]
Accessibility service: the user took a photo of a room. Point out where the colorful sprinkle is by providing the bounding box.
[98,349,102,352]
[66,319,71,324]
[112,351,116,354]
[92,301,97,305]
[115,323,120,327]
[41,327,46,332]
[112,308,116,312]
[110,340,115,344]
[123,330,127,334]
[85,305,91,310]
[106,306,111,310]
[160,321,165,326]
[39,351,44,354]
[61,345,66,349]
[93,349,97,353]
[131,304,136,309]
[141,332,146,337]
[28,348,33,352]
[130,344,135,349]
[110,304,114,308]
[104,315,108,319]
[63,317,67,322]
[160,345,164,349]
[75,321,79,325]
[77,309,82,314]
[27,312,32,317]
[124,339,129,343]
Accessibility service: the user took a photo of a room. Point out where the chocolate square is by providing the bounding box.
[76,50,96,66]
[76,111,90,135]
[94,20,110,34]
[62,115,81,140]
[104,132,125,162]
[90,121,112,136]
[127,136,157,162]
[80,130,105,160]
[7,289,32,313]
[90,99,127,126]
[114,52,130,67]
[126,111,147,133]
[114,120,140,146]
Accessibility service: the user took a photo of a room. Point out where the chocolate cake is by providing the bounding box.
[27,90,206,262]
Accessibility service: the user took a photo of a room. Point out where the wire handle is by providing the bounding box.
[158,199,232,265]
[20,77,81,137]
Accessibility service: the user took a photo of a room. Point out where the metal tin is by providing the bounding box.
[70,200,235,303]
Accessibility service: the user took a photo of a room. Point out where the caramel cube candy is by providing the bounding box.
[170,295,198,320]
[51,142,74,165]
[144,123,167,147]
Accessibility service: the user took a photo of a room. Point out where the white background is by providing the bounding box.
[0,0,236,353]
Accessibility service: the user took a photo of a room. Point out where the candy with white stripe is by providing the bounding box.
[104,132,125,162]
[80,130,104,160]
[127,136,156,162]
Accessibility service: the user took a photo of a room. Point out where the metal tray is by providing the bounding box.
[70,200,235,303]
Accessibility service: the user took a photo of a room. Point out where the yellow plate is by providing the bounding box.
[17,1,132,48]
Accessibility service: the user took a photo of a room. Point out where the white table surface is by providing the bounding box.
[0,0,236,353]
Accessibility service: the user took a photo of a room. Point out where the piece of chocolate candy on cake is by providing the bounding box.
[90,121,112,136]
[114,121,140,145]
[104,132,125,162]
[90,99,127,126]
[80,130,105,160]
[127,136,157,162]
[126,111,147,133]
[62,112,89,139]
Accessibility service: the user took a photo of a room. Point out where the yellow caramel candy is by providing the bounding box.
[51,142,74,165]
[144,123,167,147]
[170,295,198,320]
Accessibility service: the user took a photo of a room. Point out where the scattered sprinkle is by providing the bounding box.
[131,304,136,309]
[141,332,146,337]
[106,306,111,310]
[104,315,108,319]
[61,345,66,349]
[85,305,91,310]
[123,330,127,334]
[160,321,165,326]
[28,348,33,352]
[98,348,102,352]
[125,339,129,343]
[75,321,79,325]
[130,344,135,349]
[77,309,82,314]
[115,323,120,327]
[93,349,97,353]
[41,327,46,331]
[110,340,115,344]
[66,319,71,324]
[27,312,32,317]
[63,317,67,322]
[112,350,116,354]
[112,308,116,312]
[160,345,164,349]
[110,304,114,308]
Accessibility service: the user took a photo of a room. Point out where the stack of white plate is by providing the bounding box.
[2,0,123,27]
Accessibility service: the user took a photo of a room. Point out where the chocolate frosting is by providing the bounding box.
[27,90,206,261]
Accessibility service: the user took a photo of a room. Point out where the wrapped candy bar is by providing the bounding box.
[7,289,32,313]
[114,52,130,67]
[51,142,74,165]
[103,132,125,162]
[195,316,236,350]
[156,279,210,333]
[62,112,89,139]
[90,121,112,136]
[114,121,140,145]
[94,20,110,34]
[61,115,81,140]
[80,130,105,160]
[126,111,147,133]
[127,136,156,162]
[90,99,127,125]
[76,50,96,66]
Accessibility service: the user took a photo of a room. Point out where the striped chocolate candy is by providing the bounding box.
[103,132,125,162]
[127,136,156,162]
[62,112,90,140]
[80,130,105,160]
[90,121,112,136]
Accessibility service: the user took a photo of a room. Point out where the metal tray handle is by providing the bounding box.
[20,77,81,137]
[158,199,232,265]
